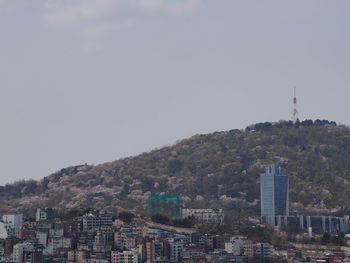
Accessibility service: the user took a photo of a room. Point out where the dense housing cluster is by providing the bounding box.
[0,208,288,263]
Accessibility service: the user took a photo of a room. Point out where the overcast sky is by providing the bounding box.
[0,0,349,185]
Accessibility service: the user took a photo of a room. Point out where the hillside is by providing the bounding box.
[1,119,350,218]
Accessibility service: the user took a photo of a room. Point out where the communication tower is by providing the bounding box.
[292,87,298,124]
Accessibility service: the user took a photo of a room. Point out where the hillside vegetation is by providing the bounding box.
[1,120,350,217]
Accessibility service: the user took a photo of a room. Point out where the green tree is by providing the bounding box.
[151,214,170,225]
[118,211,135,224]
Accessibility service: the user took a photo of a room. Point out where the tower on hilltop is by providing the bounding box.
[292,87,298,124]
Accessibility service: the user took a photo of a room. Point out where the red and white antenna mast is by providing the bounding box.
[292,87,298,124]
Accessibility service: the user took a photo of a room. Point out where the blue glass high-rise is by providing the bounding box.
[260,165,289,217]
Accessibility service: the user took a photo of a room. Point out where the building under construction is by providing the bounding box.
[147,194,181,219]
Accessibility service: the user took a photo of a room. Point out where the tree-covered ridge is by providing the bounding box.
[1,120,350,218]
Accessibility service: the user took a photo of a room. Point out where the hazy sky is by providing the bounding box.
[0,0,349,185]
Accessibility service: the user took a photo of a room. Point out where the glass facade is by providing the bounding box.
[261,215,350,234]
[260,165,289,217]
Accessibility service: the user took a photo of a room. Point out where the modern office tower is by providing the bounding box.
[260,164,289,217]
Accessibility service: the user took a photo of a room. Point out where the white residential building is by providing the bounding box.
[46,237,71,255]
[2,214,23,234]
[83,211,113,232]
[13,242,33,263]
[182,209,224,225]
[168,239,183,263]
[224,236,245,255]
[0,222,7,240]
[49,227,64,238]
[36,232,48,247]
[254,243,274,259]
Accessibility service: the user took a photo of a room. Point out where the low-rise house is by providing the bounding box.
[111,248,141,263]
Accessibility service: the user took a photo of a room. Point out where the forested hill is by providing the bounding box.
[1,119,350,217]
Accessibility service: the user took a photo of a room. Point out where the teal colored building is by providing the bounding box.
[147,194,181,219]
